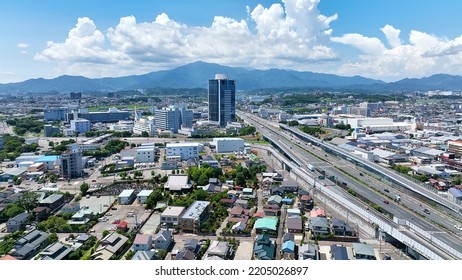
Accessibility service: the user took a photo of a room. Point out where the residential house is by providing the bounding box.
[241,188,255,199]
[183,238,201,255]
[330,244,349,260]
[352,243,377,260]
[254,217,278,235]
[287,208,301,218]
[160,206,185,228]
[39,242,72,260]
[270,186,284,196]
[234,199,249,209]
[299,195,313,210]
[153,229,173,250]
[91,232,129,260]
[253,234,275,260]
[133,234,152,251]
[281,240,295,255]
[310,207,326,218]
[32,206,51,222]
[39,194,64,212]
[286,217,303,233]
[12,229,49,260]
[261,177,273,189]
[131,251,158,260]
[281,197,294,205]
[227,205,250,224]
[202,240,231,260]
[299,244,320,260]
[281,180,298,193]
[201,178,222,193]
[174,248,196,260]
[59,202,80,215]
[263,204,280,216]
[6,212,29,233]
[267,195,283,206]
[219,198,236,208]
[282,232,294,243]
[68,207,93,225]
[309,217,330,237]
[331,218,356,237]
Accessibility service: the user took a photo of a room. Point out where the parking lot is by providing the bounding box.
[139,213,160,235]
[89,201,149,238]
[80,195,115,214]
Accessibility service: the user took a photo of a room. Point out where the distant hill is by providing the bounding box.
[1,61,462,93]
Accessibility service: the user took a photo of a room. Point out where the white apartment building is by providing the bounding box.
[211,137,245,153]
[166,142,203,160]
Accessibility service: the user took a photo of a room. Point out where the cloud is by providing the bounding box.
[381,25,401,48]
[35,0,338,77]
[17,43,29,48]
[331,24,462,81]
[331,33,386,55]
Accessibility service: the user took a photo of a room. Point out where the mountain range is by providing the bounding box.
[1,61,462,93]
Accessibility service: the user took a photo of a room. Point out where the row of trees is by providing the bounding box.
[0,134,39,161]
[6,117,44,135]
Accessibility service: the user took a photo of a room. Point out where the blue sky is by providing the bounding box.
[2,0,462,83]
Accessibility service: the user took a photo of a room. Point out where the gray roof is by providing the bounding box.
[8,212,29,224]
[175,249,195,260]
[15,229,49,258]
[181,200,210,221]
[153,229,172,242]
[204,241,229,258]
[40,242,72,260]
[40,193,63,204]
[100,232,128,254]
[352,243,376,258]
[165,175,192,191]
[330,245,349,260]
[183,239,199,252]
[131,251,157,260]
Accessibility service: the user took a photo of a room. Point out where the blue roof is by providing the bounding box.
[36,155,60,162]
[282,198,293,203]
[449,188,462,198]
[281,240,295,252]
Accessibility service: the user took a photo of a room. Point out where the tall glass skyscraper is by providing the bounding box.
[208,74,236,127]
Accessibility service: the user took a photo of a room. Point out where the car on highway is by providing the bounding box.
[454,225,462,231]
[383,200,390,204]
[384,189,390,193]
[423,208,431,214]
[359,173,364,176]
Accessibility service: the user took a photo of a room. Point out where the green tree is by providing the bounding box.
[102,230,110,238]
[157,249,167,260]
[197,173,209,186]
[5,204,26,218]
[125,250,135,260]
[48,233,59,244]
[80,182,89,195]
[235,173,246,187]
[141,131,149,137]
[17,192,39,213]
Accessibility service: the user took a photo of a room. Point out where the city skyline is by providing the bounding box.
[2,0,462,83]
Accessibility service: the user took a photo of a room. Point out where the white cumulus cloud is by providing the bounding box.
[17,43,29,48]
[331,24,462,81]
[35,0,338,77]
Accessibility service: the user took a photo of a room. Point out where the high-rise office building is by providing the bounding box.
[208,74,236,127]
[59,144,83,179]
[155,106,181,133]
